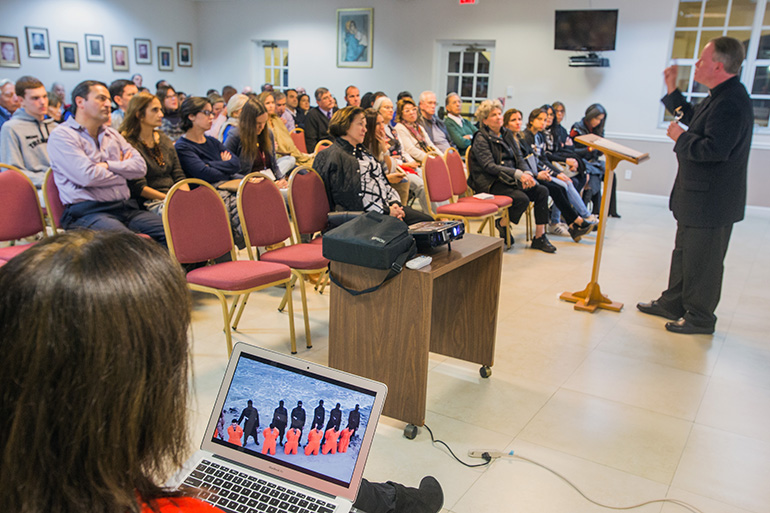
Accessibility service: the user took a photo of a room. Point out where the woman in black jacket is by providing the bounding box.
[468,100,555,253]
[313,106,432,226]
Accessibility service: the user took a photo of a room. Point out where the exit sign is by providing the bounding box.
[460,0,477,4]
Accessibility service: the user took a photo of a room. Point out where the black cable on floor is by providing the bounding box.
[423,424,491,468]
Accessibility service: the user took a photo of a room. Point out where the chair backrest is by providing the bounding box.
[464,146,477,194]
[444,147,468,197]
[0,165,47,241]
[43,167,65,230]
[287,166,330,237]
[422,153,454,205]
[238,173,294,259]
[313,140,332,154]
[163,179,234,264]
[290,129,308,153]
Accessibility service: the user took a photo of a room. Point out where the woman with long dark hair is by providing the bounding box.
[570,103,620,217]
[121,91,188,214]
[157,84,183,141]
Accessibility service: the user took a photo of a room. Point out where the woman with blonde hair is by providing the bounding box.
[257,90,312,173]
[121,91,188,214]
[218,93,248,143]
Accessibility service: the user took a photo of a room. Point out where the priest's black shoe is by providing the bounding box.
[665,318,714,335]
[636,300,681,321]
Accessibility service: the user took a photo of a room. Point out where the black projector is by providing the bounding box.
[408,220,464,252]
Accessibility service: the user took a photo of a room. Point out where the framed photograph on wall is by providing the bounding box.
[58,41,79,71]
[112,45,129,72]
[0,36,21,68]
[25,27,49,58]
[135,38,151,65]
[85,34,105,62]
[336,8,373,68]
[177,42,192,67]
[158,46,173,71]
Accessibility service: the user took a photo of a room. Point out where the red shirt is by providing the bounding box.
[141,496,221,512]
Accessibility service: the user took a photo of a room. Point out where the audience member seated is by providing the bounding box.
[157,85,183,142]
[344,85,361,107]
[0,75,55,189]
[373,96,427,210]
[131,73,143,90]
[363,107,409,204]
[174,96,244,247]
[221,85,237,104]
[296,93,310,129]
[257,91,297,176]
[469,101,553,252]
[177,91,188,105]
[542,102,586,193]
[282,88,298,131]
[511,108,594,243]
[395,97,437,167]
[46,90,62,122]
[218,93,247,143]
[417,90,455,152]
[205,93,226,138]
[155,79,169,91]
[265,91,313,167]
[109,79,138,128]
[519,108,596,238]
[304,87,336,151]
[314,106,433,226]
[0,78,20,129]
[51,81,67,118]
[0,230,445,513]
[47,80,165,243]
[122,91,188,214]
[225,96,288,188]
[570,103,620,217]
[443,92,477,153]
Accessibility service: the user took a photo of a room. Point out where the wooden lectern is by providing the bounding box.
[560,134,649,312]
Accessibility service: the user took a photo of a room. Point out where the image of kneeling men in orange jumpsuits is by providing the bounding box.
[322,427,341,455]
[338,427,353,453]
[227,419,243,446]
[304,428,323,456]
[262,424,280,455]
[284,427,300,455]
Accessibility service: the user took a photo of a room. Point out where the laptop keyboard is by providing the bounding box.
[180,459,339,513]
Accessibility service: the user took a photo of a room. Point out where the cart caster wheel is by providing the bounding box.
[403,424,418,440]
[480,366,492,378]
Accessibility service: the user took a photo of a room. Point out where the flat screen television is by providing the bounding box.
[555,9,618,52]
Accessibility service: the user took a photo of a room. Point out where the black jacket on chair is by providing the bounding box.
[661,76,752,227]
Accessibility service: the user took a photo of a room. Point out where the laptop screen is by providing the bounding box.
[209,351,378,489]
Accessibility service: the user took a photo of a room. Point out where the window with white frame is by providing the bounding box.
[261,41,289,91]
[667,0,770,128]
[438,42,495,120]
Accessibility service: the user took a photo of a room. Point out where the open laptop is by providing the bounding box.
[169,342,387,513]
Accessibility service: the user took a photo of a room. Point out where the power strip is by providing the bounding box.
[468,449,510,459]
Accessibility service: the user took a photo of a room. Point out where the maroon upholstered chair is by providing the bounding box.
[421,153,497,236]
[0,165,47,262]
[42,167,65,232]
[163,178,295,355]
[445,147,512,248]
[290,128,308,153]
[238,173,330,349]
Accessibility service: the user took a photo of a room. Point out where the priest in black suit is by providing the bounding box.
[304,87,336,152]
[638,37,753,335]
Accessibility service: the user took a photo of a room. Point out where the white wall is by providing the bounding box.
[0,0,199,98]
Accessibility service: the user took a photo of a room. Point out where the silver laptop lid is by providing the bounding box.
[201,343,387,502]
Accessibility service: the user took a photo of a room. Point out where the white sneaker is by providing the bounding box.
[584,214,599,223]
[547,222,570,236]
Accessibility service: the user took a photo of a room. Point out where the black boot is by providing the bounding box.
[388,476,444,513]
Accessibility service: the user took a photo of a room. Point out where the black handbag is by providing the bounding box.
[322,211,417,296]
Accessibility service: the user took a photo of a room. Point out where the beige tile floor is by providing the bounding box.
[187,192,770,513]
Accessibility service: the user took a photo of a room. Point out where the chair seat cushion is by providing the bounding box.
[186,261,291,291]
[458,195,513,208]
[0,242,36,261]
[436,202,497,217]
[310,237,323,245]
[260,244,329,270]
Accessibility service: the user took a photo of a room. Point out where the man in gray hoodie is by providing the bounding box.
[0,75,56,189]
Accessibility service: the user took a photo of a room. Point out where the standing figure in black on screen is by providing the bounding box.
[311,400,325,431]
[238,400,260,447]
[347,404,361,436]
[272,400,288,446]
[326,403,342,432]
[290,400,306,439]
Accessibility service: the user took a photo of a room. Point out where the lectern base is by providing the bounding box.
[560,282,623,313]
